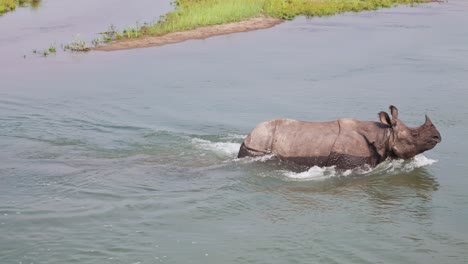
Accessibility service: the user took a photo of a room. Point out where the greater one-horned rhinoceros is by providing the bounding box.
[238,106,441,170]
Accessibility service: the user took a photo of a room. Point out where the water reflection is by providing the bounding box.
[361,168,438,224]
[27,0,41,10]
[253,166,439,224]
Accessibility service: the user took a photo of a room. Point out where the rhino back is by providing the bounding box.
[272,119,339,166]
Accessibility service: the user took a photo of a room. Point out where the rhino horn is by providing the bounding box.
[424,114,433,126]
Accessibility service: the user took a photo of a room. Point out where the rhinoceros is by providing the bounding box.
[237,106,441,170]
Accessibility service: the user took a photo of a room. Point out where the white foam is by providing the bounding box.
[192,138,240,157]
[222,134,247,140]
[282,154,437,181]
[234,153,277,164]
[376,154,437,173]
[283,166,339,181]
[413,154,437,166]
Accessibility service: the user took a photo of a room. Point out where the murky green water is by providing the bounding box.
[1,1,468,263]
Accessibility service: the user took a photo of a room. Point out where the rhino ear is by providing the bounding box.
[379,111,392,126]
[389,105,399,120]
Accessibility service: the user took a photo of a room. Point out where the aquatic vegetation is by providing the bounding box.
[121,23,143,39]
[113,0,428,38]
[31,43,57,57]
[92,38,100,47]
[63,34,91,52]
[100,24,117,43]
[48,43,56,53]
[0,0,40,15]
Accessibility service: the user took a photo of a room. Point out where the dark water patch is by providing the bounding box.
[35,23,73,33]
[380,23,431,29]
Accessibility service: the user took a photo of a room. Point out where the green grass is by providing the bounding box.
[48,43,56,53]
[0,0,40,15]
[112,0,428,40]
[264,0,426,19]
[145,0,266,35]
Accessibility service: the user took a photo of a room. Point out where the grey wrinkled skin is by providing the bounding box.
[238,106,441,170]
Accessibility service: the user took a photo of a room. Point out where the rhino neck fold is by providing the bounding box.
[385,128,396,159]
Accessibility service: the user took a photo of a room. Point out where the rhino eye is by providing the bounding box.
[411,131,419,137]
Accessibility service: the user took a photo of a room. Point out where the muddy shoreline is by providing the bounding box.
[94,17,284,51]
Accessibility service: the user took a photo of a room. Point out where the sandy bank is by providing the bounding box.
[94,16,284,51]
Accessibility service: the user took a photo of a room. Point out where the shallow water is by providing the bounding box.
[1,1,468,263]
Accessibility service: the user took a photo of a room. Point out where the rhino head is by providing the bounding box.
[379,105,441,159]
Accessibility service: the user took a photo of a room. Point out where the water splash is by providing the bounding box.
[234,153,277,164]
[283,166,340,181]
[282,154,437,181]
[191,136,277,163]
[191,138,241,157]
[373,154,437,174]
[221,134,247,140]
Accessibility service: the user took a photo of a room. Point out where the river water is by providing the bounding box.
[1,1,467,263]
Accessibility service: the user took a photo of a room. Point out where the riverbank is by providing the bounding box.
[0,0,40,15]
[94,16,283,51]
[94,0,430,51]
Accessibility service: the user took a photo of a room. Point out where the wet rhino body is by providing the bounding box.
[238,106,441,170]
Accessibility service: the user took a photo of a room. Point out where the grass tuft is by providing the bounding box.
[48,43,56,53]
